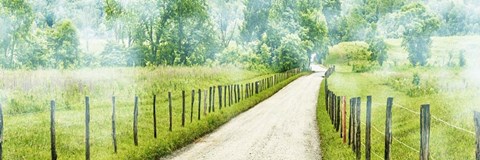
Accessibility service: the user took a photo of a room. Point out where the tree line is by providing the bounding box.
[1,0,477,70]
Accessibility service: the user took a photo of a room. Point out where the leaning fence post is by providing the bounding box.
[50,100,57,160]
[85,96,90,160]
[112,96,117,153]
[420,104,431,160]
[133,96,139,145]
[385,97,394,160]
[168,92,172,131]
[366,96,372,160]
[474,111,480,160]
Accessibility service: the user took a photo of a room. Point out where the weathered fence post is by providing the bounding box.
[85,96,90,160]
[474,111,480,160]
[420,104,430,160]
[209,87,212,112]
[255,81,259,94]
[336,96,341,132]
[234,84,237,104]
[112,96,117,153]
[212,87,215,112]
[0,103,3,159]
[355,97,361,160]
[224,85,227,107]
[366,96,372,160]
[343,96,346,143]
[198,89,201,120]
[153,95,157,138]
[133,96,139,145]
[228,85,231,106]
[50,100,57,160]
[203,90,207,116]
[191,90,195,123]
[385,97,394,160]
[168,92,172,131]
[237,85,241,102]
[182,91,185,127]
[218,86,222,110]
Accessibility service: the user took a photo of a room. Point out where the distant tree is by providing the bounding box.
[298,0,329,65]
[367,35,388,66]
[241,0,272,42]
[0,0,34,68]
[459,50,466,67]
[322,0,341,44]
[399,3,440,66]
[48,19,81,69]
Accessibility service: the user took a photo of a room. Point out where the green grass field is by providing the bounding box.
[0,66,305,159]
[318,36,480,159]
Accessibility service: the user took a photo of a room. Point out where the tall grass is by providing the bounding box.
[0,66,305,159]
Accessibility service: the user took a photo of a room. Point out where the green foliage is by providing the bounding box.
[274,34,308,71]
[367,36,388,66]
[459,50,466,67]
[240,0,272,42]
[326,42,375,73]
[400,3,441,66]
[48,19,81,69]
[100,41,128,67]
[322,0,341,44]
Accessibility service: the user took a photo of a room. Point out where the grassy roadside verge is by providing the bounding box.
[316,78,355,159]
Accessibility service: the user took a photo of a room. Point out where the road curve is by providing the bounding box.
[163,65,326,160]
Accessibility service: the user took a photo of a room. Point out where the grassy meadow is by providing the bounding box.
[317,36,480,159]
[0,66,305,159]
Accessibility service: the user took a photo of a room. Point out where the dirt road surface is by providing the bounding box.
[163,65,326,160]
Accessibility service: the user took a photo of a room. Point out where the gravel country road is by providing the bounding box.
[163,65,326,160]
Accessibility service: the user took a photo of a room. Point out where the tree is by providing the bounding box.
[298,0,329,65]
[322,0,341,44]
[399,3,440,66]
[0,0,34,68]
[48,19,81,69]
[240,0,272,42]
[367,35,388,66]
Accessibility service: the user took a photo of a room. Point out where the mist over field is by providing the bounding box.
[1,0,480,159]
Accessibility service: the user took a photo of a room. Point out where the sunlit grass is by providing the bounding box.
[0,66,306,159]
[318,36,480,159]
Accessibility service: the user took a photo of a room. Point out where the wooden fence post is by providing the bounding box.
[336,96,341,132]
[50,100,57,160]
[133,96,139,145]
[255,82,259,94]
[234,84,237,104]
[237,85,241,102]
[191,90,195,123]
[228,85,231,106]
[198,89,201,120]
[85,96,90,160]
[168,92,172,131]
[0,103,3,159]
[212,87,215,112]
[355,97,361,160]
[343,96,346,143]
[385,97,394,160]
[209,87,212,112]
[203,90,207,116]
[366,96,372,160]
[224,85,227,107]
[420,104,431,160]
[112,96,117,153]
[182,91,185,127]
[218,86,222,110]
[474,111,480,160]
[153,95,157,138]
